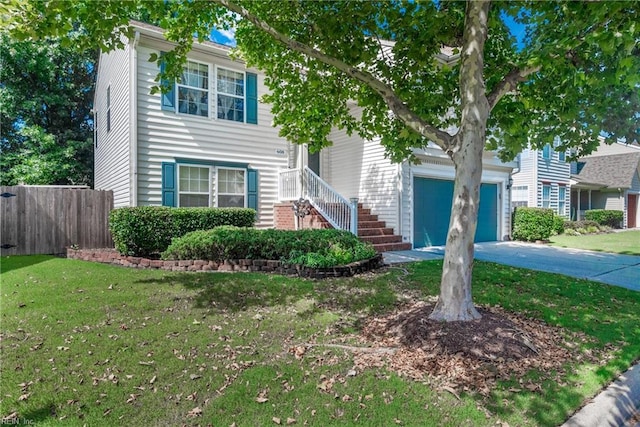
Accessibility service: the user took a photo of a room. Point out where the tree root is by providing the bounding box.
[303,343,397,354]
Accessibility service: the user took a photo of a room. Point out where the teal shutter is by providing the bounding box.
[246,72,258,124]
[160,52,176,111]
[247,168,258,211]
[161,162,176,207]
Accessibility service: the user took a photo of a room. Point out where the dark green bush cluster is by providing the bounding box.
[109,207,256,256]
[562,220,609,235]
[512,207,556,241]
[162,227,377,268]
[584,209,623,228]
[563,220,600,231]
[552,215,565,236]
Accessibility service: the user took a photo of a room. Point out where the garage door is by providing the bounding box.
[413,177,498,248]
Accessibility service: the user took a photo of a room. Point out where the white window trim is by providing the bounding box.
[542,184,551,208]
[215,166,247,208]
[558,186,567,215]
[215,65,247,124]
[176,59,211,119]
[177,164,212,207]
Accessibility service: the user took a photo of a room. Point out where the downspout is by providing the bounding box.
[129,31,140,206]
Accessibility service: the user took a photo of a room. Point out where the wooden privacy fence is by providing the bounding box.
[0,186,114,256]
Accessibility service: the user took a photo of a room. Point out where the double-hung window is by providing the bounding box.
[178,164,211,207]
[160,53,258,124]
[542,184,551,208]
[217,68,245,122]
[558,186,566,216]
[177,61,209,117]
[217,168,246,207]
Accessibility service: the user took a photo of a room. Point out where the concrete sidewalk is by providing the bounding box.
[384,241,640,291]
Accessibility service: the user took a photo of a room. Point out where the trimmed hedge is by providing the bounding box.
[109,207,256,257]
[512,207,555,242]
[584,209,623,228]
[162,227,377,268]
[563,220,600,231]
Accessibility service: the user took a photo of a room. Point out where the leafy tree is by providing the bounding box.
[0,33,96,186]
[5,1,637,320]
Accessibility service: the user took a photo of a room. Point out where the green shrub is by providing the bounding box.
[109,207,256,257]
[564,228,580,236]
[162,227,377,267]
[584,210,623,228]
[512,207,555,241]
[552,215,565,236]
[586,225,600,234]
[563,220,600,231]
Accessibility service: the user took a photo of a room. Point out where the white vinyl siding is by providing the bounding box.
[328,108,400,234]
[94,43,132,207]
[135,44,288,227]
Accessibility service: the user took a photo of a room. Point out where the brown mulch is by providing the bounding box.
[351,302,599,395]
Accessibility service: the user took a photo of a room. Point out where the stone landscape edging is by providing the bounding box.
[66,248,384,279]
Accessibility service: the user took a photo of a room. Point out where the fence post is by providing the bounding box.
[350,197,359,236]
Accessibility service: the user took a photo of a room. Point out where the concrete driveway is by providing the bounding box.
[384,241,640,291]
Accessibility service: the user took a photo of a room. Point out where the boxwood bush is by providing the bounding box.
[512,207,555,242]
[109,207,256,257]
[162,227,377,268]
[584,209,623,228]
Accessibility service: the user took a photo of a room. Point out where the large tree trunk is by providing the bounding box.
[429,0,490,322]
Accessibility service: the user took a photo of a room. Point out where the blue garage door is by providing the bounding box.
[413,177,498,248]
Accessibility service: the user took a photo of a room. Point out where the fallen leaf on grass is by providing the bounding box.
[272,417,281,425]
[442,386,460,400]
[286,418,296,425]
[186,407,202,418]
[149,375,157,384]
[18,393,30,401]
[256,397,269,403]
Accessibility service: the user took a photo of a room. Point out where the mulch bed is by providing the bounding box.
[352,302,600,395]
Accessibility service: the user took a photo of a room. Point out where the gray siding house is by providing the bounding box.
[94,21,515,250]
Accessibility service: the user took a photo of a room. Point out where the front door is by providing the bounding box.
[628,194,637,228]
[308,150,320,176]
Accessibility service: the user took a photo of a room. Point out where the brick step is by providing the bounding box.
[357,214,379,222]
[358,208,372,216]
[371,242,412,253]
[359,234,404,245]
[358,220,386,229]
[357,227,395,237]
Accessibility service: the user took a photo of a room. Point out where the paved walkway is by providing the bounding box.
[384,241,640,291]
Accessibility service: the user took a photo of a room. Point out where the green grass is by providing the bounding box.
[549,230,640,255]
[1,255,639,426]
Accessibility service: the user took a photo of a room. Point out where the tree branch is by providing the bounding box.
[486,65,541,111]
[212,0,453,149]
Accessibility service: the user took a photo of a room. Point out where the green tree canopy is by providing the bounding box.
[0,33,97,186]
[5,0,637,320]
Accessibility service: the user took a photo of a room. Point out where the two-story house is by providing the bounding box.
[94,21,516,250]
[510,140,571,217]
[511,138,640,228]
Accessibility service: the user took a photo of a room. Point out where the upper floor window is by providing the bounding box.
[512,185,529,202]
[542,144,551,160]
[178,61,209,117]
[160,53,258,124]
[217,68,245,122]
[554,138,566,162]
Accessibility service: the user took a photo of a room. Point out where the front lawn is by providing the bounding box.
[549,229,640,255]
[1,256,639,426]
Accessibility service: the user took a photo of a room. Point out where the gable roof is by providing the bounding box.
[574,152,640,189]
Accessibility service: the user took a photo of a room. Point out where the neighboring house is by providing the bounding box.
[511,138,640,228]
[510,140,571,218]
[94,21,515,250]
[570,141,640,228]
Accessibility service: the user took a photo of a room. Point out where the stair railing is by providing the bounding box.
[302,166,358,235]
